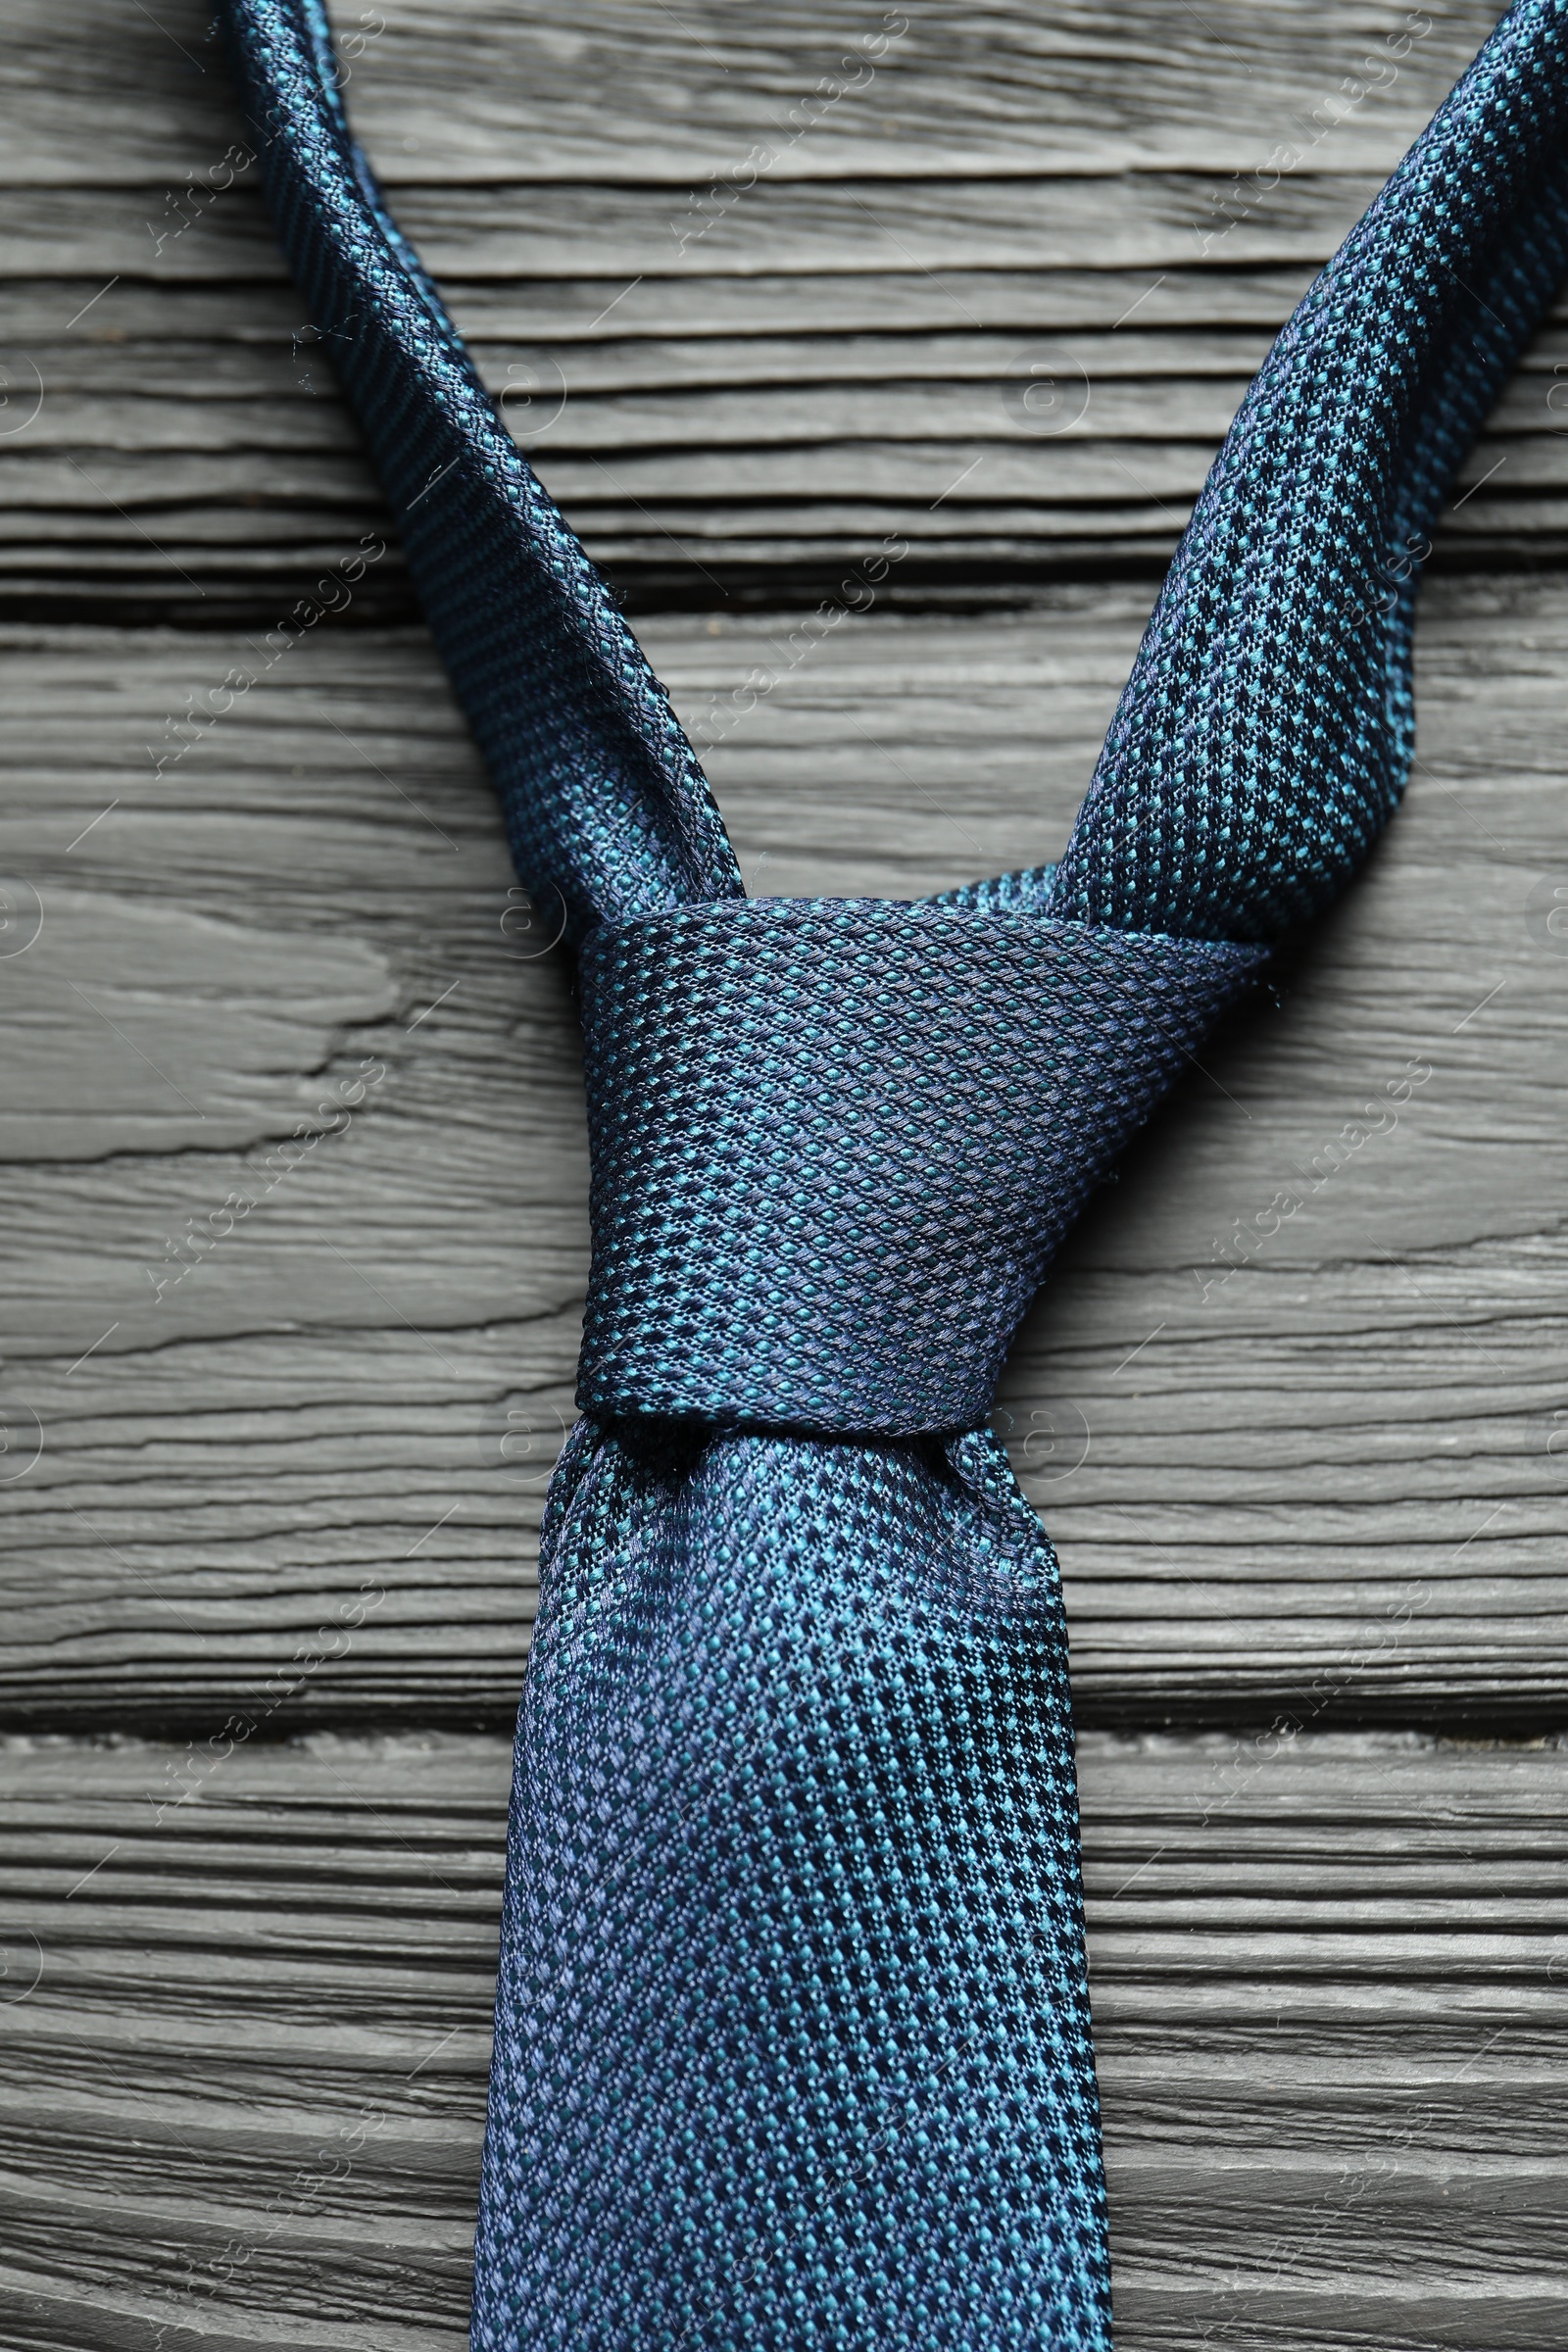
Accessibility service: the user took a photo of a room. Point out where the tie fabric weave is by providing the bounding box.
[220,5,1568,2344]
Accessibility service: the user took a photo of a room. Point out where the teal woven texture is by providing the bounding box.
[220,4,1568,2343]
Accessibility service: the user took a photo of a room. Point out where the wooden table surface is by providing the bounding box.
[2,3,1565,2346]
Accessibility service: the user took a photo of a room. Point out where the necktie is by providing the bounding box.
[221,4,1568,2344]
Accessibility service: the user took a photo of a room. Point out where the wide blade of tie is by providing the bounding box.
[221,5,1568,2344]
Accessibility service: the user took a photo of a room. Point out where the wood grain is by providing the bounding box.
[3,583,1566,1736]
[7,3,1568,2344]
[3,0,1501,182]
[1,1729,1562,2352]
[4,0,1564,619]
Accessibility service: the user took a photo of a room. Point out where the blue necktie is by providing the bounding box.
[221,5,1568,2344]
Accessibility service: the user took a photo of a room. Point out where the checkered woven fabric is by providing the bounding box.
[1053,7,1568,943]
[577,898,1261,1431]
[225,0,739,947]
[221,3,1568,2346]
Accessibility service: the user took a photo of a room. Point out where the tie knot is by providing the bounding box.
[575,896,1261,1434]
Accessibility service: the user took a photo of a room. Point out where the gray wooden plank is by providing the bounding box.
[0,1729,1563,2352]
[8,6,1566,2347]
[0,0,1501,183]
[3,0,1562,616]
[2,582,1566,1734]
